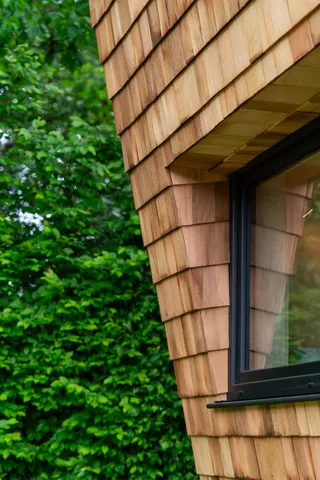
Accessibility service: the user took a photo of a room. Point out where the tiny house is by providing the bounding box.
[89,1,320,478]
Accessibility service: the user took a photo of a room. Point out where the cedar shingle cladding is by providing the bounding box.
[89,0,320,477]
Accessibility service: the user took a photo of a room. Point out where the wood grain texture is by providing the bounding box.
[111,0,251,131]
[170,52,320,174]
[199,477,232,480]
[192,435,320,478]
[138,181,229,246]
[183,401,320,438]
[138,188,179,246]
[174,350,229,397]
[156,265,229,321]
[88,0,114,26]
[165,307,229,359]
[118,30,320,173]
[95,0,150,63]
[148,222,229,283]
[104,0,197,98]
[119,3,320,170]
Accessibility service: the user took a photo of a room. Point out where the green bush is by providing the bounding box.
[0,1,196,478]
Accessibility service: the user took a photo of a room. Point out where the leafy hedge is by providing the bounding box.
[0,1,196,478]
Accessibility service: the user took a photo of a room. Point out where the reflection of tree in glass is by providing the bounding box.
[288,179,320,364]
[265,312,289,368]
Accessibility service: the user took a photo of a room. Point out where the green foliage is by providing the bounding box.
[0,1,196,478]
[288,185,320,363]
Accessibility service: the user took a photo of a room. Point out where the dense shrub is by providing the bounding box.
[0,1,196,478]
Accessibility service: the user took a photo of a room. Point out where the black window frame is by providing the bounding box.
[228,116,320,402]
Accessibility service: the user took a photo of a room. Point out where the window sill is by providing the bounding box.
[207,393,320,409]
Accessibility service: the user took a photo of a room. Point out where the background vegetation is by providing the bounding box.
[0,1,196,478]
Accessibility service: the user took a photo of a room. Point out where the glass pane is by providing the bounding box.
[250,149,320,370]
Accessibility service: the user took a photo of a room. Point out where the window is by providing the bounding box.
[229,117,320,402]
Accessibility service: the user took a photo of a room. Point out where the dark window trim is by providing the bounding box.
[228,116,320,403]
[207,393,320,409]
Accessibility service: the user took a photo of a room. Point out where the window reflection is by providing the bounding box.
[250,149,320,370]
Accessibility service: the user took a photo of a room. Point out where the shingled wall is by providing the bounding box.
[89,1,320,477]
